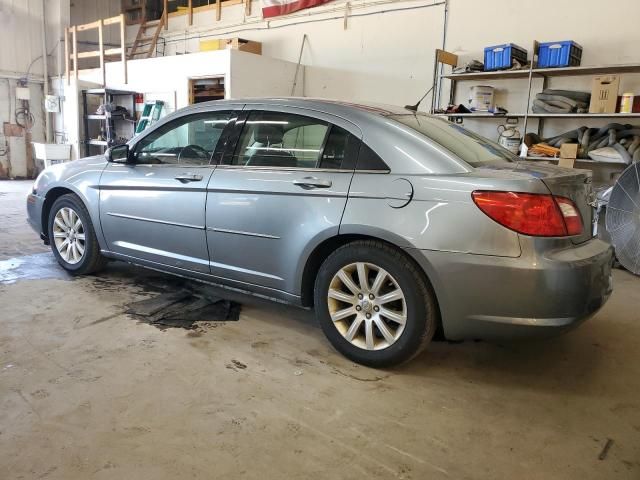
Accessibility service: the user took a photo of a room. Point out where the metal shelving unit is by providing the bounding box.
[82,88,137,157]
[437,61,640,133]
[433,43,640,166]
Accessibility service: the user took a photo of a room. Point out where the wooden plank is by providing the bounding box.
[164,0,168,30]
[71,26,78,82]
[103,15,122,26]
[64,27,69,85]
[120,14,128,83]
[245,0,251,15]
[147,16,163,58]
[77,51,100,59]
[436,49,458,67]
[98,19,105,86]
[105,48,122,56]
[216,0,221,21]
[76,20,100,31]
[188,0,193,25]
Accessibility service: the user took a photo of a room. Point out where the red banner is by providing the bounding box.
[261,0,333,18]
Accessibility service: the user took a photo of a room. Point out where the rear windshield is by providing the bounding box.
[389,114,517,165]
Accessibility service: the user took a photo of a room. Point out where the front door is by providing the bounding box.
[205,107,361,294]
[100,109,234,273]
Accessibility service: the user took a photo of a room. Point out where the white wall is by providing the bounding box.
[0,0,63,177]
[129,0,445,108]
[445,0,640,140]
[132,0,640,138]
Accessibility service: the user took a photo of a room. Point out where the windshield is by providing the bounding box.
[389,114,517,165]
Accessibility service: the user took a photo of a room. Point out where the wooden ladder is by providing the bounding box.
[128,13,165,60]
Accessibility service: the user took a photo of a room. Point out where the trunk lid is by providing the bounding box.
[476,161,595,244]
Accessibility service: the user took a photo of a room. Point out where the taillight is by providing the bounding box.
[472,191,583,237]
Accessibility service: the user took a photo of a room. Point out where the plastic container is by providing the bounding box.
[468,85,495,111]
[484,44,527,71]
[619,93,634,114]
[32,143,72,168]
[537,41,582,68]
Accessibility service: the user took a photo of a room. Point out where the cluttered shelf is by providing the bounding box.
[432,41,640,166]
[442,63,640,81]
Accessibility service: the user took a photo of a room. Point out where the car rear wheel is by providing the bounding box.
[48,194,106,275]
[314,240,437,367]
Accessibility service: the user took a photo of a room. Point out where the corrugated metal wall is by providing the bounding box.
[0,0,46,78]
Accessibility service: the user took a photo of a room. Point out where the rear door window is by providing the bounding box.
[389,114,517,165]
[229,111,360,170]
[230,111,329,168]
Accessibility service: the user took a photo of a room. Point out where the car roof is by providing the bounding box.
[182,97,413,121]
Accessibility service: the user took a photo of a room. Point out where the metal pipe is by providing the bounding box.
[41,0,51,143]
[435,0,449,110]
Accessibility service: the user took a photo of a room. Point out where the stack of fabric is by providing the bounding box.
[532,89,591,114]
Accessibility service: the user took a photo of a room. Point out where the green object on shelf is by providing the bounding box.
[135,100,164,134]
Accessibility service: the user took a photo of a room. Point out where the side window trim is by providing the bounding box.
[314,123,333,169]
[221,110,250,166]
[212,110,245,165]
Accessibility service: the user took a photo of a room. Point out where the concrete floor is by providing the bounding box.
[0,180,639,480]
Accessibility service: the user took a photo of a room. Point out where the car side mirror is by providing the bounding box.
[106,144,132,163]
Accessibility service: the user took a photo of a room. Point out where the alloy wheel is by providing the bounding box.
[53,207,86,265]
[327,262,407,351]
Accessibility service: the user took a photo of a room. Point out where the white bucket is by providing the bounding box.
[468,85,495,111]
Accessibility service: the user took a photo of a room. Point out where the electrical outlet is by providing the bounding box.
[45,95,60,112]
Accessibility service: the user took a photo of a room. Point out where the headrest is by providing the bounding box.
[254,124,284,144]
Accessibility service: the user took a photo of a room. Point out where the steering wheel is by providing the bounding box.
[177,144,210,164]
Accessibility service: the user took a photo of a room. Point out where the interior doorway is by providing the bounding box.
[188,76,226,104]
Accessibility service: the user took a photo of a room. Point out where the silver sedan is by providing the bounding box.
[27,99,613,367]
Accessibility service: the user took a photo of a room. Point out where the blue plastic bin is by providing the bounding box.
[537,41,582,68]
[484,44,528,71]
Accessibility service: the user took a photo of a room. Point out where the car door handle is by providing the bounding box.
[174,174,203,183]
[293,177,332,189]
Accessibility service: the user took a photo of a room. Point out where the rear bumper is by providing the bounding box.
[407,238,614,341]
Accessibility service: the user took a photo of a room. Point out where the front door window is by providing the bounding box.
[134,112,232,165]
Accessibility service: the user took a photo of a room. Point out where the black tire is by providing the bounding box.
[314,240,438,368]
[47,193,107,275]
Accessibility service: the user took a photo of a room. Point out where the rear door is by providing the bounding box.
[99,109,235,272]
[205,106,362,294]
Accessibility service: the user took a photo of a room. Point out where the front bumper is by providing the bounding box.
[26,192,45,240]
[407,238,614,341]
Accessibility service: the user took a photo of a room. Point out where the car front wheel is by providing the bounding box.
[48,193,106,275]
[314,240,438,368]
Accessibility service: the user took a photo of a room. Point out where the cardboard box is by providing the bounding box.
[589,75,620,113]
[200,38,262,55]
[225,38,262,55]
[558,143,578,168]
[200,39,226,52]
[560,143,578,159]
